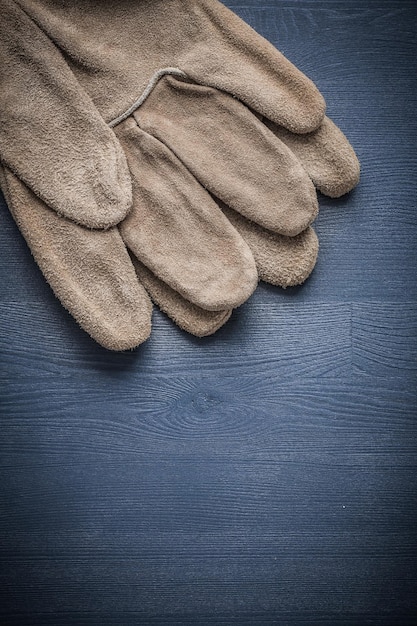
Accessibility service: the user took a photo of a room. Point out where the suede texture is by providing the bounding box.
[0,162,322,347]
[132,75,319,237]
[0,0,360,348]
[222,207,319,288]
[1,166,238,345]
[132,257,233,338]
[115,116,258,311]
[14,0,326,132]
[1,0,330,235]
[266,117,360,198]
[0,166,152,351]
[0,0,132,229]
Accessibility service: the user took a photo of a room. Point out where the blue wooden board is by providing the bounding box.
[1,1,416,624]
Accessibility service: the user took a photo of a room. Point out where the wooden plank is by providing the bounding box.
[1,301,416,378]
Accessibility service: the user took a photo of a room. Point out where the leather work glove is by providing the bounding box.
[0,0,359,349]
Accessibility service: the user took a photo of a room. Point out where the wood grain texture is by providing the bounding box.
[1,1,417,624]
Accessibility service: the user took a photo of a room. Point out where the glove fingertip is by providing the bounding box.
[63,139,133,229]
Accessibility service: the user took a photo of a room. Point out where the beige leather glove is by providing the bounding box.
[0,0,359,349]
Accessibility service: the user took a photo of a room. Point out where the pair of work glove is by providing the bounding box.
[0,0,360,350]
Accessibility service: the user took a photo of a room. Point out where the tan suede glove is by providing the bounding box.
[0,0,359,349]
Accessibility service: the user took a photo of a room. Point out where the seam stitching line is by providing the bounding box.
[108,67,188,128]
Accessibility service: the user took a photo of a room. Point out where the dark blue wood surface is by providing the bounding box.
[1,1,416,624]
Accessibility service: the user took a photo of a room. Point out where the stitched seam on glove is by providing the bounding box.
[109,67,188,128]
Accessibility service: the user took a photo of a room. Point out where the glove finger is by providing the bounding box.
[115,119,258,312]
[0,166,152,351]
[131,257,232,338]
[135,75,318,237]
[0,0,131,229]
[181,0,326,134]
[264,117,361,198]
[221,206,319,288]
